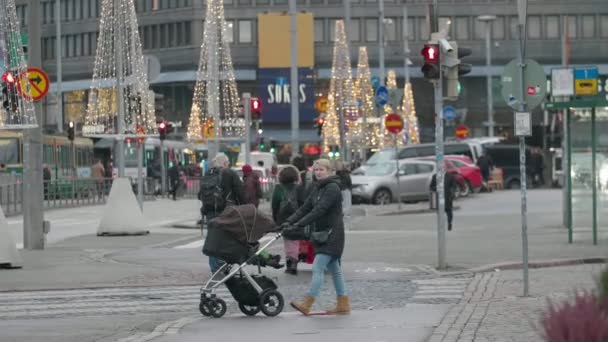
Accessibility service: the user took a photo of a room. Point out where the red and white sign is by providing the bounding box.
[455,125,470,140]
[384,113,404,135]
[527,86,536,95]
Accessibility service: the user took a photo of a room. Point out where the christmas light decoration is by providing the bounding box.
[0,0,36,128]
[323,20,357,151]
[352,47,380,149]
[189,0,242,141]
[402,81,420,144]
[84,0,156,136]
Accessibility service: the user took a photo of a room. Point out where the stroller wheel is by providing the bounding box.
[259,289,284,317]
[238,303,261,316]
[199,301,211,316]
[209,298,227,318]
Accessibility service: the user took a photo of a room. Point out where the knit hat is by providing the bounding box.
[242,164,253,176]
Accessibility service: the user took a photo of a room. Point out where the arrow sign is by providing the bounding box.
[375,86,389,106]
[442,105,457,121]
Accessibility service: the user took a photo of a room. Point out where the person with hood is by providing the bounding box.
[430,169,456,231]
[242,164,263,208]
[283,158,349,315]
[272,165,302,275]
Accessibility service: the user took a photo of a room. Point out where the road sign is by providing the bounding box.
[574,67,598,96]
[388,89,402,109]
[515,112,531,136]
[455,125,470,140]
[376,86,389,106]
[442,105,457,121]
[17,67,50,101]
[551,68,574,96]
[501,58,547,111]
[384,113,403,134]
[315,97,328,113]
[371,76,380,88]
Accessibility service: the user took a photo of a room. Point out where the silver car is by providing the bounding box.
[351,160,436,204]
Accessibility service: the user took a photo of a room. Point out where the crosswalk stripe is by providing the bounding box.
[410,278,469,303]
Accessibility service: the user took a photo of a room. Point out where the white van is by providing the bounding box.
[236,151,278,175]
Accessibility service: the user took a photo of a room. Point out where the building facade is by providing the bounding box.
[12,0,608,145]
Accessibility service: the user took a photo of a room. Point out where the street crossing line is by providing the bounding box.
[411,278,469,304]
[0,285,232,320]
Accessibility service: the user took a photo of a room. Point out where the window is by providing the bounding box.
[43,2,49,24]
[168,23,176,47]
[400,164,417,175]
[398,148,417,159]
[493,17,505,40]
[545,16,559,39]
[567,15,577,38]
[349,19,360,41]
[184,21,192,45]
[509,16,519,39]
[419,17,429,40]
[83,32,90,55]
[455,17,469,40]
[601,15,608,37]
[416,164,434,174]
[176,22,184,46]
[474,19,486,40]
[224,21,234,43]
[582,15,595,38]
[314,19,325,42]
[151,25,158,48]
[385,18,397,41]
[75,0,82,20]
[75,34,82,56]
[238,20,252,43]
[160,24,167,48]
[403,17,414,40]
[365,18,378,42]
[527,16,541,39]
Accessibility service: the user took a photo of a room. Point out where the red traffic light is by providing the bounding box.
[2,72,15,84]
[421,44,440,63]
[252,98,260,111]
[159,121,166,130]
[316,117,325,125]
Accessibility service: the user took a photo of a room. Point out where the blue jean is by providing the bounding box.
[308,254,347,298]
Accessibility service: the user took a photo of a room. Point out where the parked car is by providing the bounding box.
[354,141,478,175]
[444,155,484,194]
[415,157,469,197]
[484,144,533,189]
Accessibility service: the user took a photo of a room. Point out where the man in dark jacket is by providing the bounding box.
[284,158,349,316]
[200,153,245,273]
[476,152,493,191]
[242,164,263,208]
[430,171,456,231]
[168,162,180,200]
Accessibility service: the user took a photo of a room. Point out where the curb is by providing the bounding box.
[377,205,461,216]
[468,257,607,273]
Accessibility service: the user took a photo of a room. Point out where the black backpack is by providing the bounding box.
[278,185,299,219]
[198,171,227,213]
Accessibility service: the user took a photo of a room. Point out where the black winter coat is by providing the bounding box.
[287,176,345,258]
[430,172,455,210]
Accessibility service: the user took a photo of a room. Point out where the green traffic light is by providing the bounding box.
[328,152,334,158]
[457,81,462,95]
[260,144,265,150]
[169,161,174,167]
[270,148,276,153]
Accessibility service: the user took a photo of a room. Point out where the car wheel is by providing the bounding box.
[372,189,392,205]
[508,179,521,189]
[460,181,472,197]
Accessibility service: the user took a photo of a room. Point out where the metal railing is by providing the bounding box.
[0,176,278,216]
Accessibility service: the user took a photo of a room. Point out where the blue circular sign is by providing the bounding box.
[371,76,380,88]
[442,105,457,121]
[375,86,389,106]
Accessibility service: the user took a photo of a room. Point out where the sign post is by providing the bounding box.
[384,113,403,210]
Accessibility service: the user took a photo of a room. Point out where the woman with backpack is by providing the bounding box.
[272,165,301,275]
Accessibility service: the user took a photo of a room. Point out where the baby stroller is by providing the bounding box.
[201,204,284,318]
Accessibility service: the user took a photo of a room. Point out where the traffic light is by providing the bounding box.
[259,137,266,150]
[67,121,75,141]
[444,42,473,99]
[1,72,18,112]
[421,44,440,79]
[158,120,167,140]
[270,140,277,153]
[314,116,325,136]
[251,97,261,120]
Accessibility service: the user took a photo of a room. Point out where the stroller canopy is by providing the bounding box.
[209,204,276,245]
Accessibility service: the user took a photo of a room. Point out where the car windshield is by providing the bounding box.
[366,150,395,165]
[365,163,396,176]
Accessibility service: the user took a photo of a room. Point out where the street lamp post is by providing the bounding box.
[477,15,496,138]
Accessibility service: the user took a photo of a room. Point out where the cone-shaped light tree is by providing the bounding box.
[188,0,242,142]
[353,47,380,149]
[402,81,420,144]
[322,20,358,152]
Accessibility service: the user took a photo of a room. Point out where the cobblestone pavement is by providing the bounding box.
[0,274,474,321]
[427,264,604,342]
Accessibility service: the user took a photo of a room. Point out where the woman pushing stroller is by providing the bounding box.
[282,159,350,315]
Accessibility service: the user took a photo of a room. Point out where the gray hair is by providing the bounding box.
[212,153,230,168]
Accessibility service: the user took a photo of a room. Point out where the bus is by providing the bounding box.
[0,131,94,179]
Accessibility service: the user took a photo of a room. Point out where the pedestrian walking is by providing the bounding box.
[271,165,302,275]
[292,155,316,264]
[198,153,245,273]
[91,159,105,199]
[242,164,263,208]
[168,162,180,201]
[283,158,350,315]
[476,151,493,192]
[532,147,545,187]
[430,170,456,231]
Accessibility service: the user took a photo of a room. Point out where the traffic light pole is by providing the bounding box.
[160,140,166,194]
[23,0,45,250]
[289,0,300,157]
[137,141,144,210]
[434,75,446,270]
[243,93,252,166]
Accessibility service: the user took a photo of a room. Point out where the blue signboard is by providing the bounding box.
[371,76,380,88]
[257,68,315,123]
[375,86,389,106]
[442,105,457,121]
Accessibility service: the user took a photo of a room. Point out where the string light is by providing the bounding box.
[189,0,242,142]
[352,47,380,149]
[84,0,156,136]
[402,81,420,144]
[0,0,37,128]
[322,20,357,152]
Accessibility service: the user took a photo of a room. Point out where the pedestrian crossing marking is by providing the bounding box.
[410,278,469,304]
